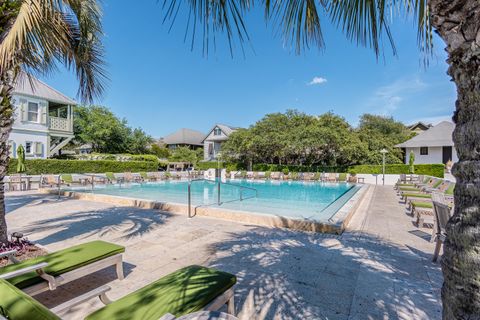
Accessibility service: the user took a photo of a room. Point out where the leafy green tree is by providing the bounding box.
[74,105,131,153]
[128,128,154,154]
[357,114,411,164]
[169,146,199,164]
[150,144,171,159]
[0,0,106,244]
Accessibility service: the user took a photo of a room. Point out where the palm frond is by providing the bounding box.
[0,0,106,103]
[328,0,432,58]
[264,0,326,54]
[162,0,253,56]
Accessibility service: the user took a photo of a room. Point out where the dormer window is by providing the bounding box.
[214,127,222,136]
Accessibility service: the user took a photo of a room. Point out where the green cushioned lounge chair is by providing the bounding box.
[60,174,74,185]
[337,173,347,182]
[0,240,125,296]
[411,201,433,209]
[0,265,236,320]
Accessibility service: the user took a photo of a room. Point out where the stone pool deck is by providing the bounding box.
[5,186,442,319]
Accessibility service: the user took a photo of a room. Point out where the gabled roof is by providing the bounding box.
[202,124,239,142]
[13,75,77,105]
[408,121,432,131]
[396,121,454,148]
[163,128,205,146]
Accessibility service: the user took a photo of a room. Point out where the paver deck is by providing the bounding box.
[4,186,442,319]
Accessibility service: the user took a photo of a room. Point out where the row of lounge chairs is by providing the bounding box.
[395,174,454,262]
[40,171,199,188]
[0,240,236,319]
[232,171,355,182]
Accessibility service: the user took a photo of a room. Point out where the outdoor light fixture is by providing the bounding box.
[380,149,388,186]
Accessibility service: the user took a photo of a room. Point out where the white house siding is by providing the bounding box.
[9,94,50,159]
[9,130,48,159]
[405,146,458,165]
[203,128,229,160]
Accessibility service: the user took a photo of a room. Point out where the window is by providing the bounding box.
[27,102,39,122]
[25,142,32,154]
[213,127,222,136]
[420,147,428,155]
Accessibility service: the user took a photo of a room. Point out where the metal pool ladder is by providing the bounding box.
[187,178,258,218]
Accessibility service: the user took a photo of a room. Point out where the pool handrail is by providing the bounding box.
[187,178,258,218]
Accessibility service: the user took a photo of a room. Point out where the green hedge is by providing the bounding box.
[195,161,245,171]
[252,163,347,173]
[8,159,158,175]
[348,164,444,178]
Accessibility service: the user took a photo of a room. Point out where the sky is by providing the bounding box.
[43,1,457,138]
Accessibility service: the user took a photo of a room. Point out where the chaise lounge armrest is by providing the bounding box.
[51,285,112,316]
[0,262,49,280]
[0,249,17,260]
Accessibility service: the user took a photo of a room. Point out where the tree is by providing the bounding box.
[164,1,479,318]
[150,144,171,159]
[74,105,130,153]
[74,105,153,154]
[168,146,200,164]
[0,0,106,244]
[357,114,411,164]
[127,128,154,154]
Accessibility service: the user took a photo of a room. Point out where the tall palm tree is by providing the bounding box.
[162,1,479,319]
[0,0,106,243]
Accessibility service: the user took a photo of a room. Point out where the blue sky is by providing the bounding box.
[44,1,456,138]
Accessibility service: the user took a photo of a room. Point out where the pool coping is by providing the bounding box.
[39,183,370,234]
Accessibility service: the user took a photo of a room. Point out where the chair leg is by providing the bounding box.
[227,294,235,315]
[432,239,442,262]
[116,261,125,280]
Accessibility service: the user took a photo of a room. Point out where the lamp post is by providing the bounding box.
[380,149,388,186]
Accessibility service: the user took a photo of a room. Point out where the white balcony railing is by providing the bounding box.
[49,116,71,132]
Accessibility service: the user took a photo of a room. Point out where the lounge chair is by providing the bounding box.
[4,174,26,191]
[405,182,454,203]
[0,240,125,296]
[0,265,236,320]
[256,172,266,179]
[41,174,61,188]
[124,172,142,183]
[151,171,166,181]
[302,172,315,181]
[326,173,337,182]
[432,195,452,262]
[270,172,282,180]
[105,172,124,184]
[246,171,254,179]
[337,173,347,182]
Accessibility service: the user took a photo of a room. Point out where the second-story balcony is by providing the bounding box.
[48,103,73,133]
[49,116,72,132]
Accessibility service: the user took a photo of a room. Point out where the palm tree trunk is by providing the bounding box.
[0,77,14,244]
[429,0,480,318]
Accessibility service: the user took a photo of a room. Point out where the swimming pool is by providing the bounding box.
[70,179,362,223]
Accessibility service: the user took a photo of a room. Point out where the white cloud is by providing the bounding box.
[368,76,427,115]
[308,76,327,86]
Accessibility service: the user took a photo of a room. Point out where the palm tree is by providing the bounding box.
[162,1,479,319]
[0,0,106,243]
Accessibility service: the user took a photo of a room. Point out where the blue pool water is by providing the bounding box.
[73,180,360,221]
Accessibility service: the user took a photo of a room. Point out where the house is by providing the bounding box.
[396,121,458,165]
[75,143,93,155]
[203,124,238,160]
[407,121,432,134]
[163,128,205,150]
[8,76,76,159]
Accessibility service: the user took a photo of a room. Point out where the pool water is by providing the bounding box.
[74,179,361,222]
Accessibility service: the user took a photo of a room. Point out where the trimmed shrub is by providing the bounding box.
[8,159,158,175]
[252,163,347,173]
[348,164,444,178]
[196,161,245,171]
